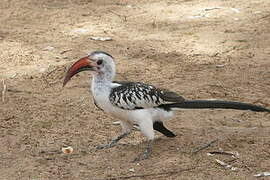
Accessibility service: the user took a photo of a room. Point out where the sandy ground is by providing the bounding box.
[0,0,270,179]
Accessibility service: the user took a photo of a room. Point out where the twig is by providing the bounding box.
[260,14,270,20]
[109,10,128,22]
[41,66,63,86]
[220,46,237,55]
[215,159,239,171]
[193,139,219,154]
[7,88,31,94]
[204,7,222,11]
[2,80,7,102]
[1,116,15,121]
[41,75,52,87]
[60,49,72,54]
[254,172,270,177]
[207,151,239,158]
[92,167,195,180]
[46,67,61,77]
[39,149,62,155]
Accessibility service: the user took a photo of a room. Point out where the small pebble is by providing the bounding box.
[62,146,74,154]
[10,73,17,79]
[43,46,55,51]
[216,64,225,68]
[89,37,112,41]
[254,11,262,14]
[231,8,240,13]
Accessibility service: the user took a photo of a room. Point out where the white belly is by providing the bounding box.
[96,99,174,124]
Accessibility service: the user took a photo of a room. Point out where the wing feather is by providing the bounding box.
[109,81,185,110]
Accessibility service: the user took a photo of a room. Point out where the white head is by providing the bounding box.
[88,51,116,80]
[63,51,116,86]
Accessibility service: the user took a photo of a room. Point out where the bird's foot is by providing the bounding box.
[132,140,153,162]
[133,149,151,162]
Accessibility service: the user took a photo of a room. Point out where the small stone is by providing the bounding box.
[10,73,17,79]
[62,146,74,154]
[43,46,55,51]
[230,8,240,13]
[89,37,112,41]
[216,64,225,68]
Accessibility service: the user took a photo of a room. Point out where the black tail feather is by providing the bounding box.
[153,121,176,137]
[159,100,270,112]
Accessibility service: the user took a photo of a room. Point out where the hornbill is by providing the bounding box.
[63,51,270,162]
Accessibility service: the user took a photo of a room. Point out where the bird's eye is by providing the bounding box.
[97,60,103,65]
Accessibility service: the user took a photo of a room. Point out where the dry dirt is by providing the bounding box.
[0,0,270,179]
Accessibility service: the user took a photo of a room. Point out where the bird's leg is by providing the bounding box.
[133,140,153,162]
[96,132,129,149]
[132,118,155,162]
[96,121,132,150]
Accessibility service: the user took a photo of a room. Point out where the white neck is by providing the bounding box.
[91,70,114,96]
[90,71,114,111]
[90,59,117,107]
[93,72,113,84]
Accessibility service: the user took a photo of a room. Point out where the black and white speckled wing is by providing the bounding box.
[109,81,185,110]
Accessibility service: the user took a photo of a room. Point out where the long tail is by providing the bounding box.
[162,100,270,112]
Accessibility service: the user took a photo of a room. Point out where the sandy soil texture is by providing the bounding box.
[0,0,270,179]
